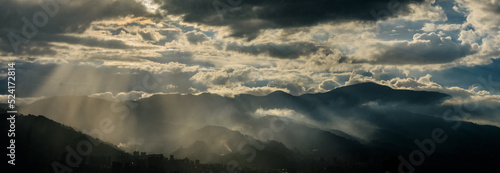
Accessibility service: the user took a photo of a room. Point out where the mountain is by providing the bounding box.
[18,82,500,172]
[1,112,127,173]
[234,82,450,113]
[172,125,299,169]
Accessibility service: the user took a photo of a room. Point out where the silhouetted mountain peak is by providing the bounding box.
[323,82,398,97]
[266,90,292,97]
[314,82,450,105]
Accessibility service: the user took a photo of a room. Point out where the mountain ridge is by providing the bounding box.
[17,82,500,172]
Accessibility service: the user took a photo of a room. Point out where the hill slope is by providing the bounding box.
[1,112,127,173]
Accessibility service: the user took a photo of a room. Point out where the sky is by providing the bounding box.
[1,0,500,108]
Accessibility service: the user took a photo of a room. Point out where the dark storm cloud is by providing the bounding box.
[0,0,155,34]
[0,39,57,55]
[155,0,425,40]
[0,0,157,54]
[225,41,329,59]
[43,34,136,49]
[0,32,136,55]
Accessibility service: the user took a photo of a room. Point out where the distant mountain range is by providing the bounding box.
[17,82,500,172]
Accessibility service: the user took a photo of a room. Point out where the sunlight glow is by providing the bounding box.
[136,0,159,12]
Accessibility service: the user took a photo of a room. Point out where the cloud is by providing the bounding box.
[155,28,182,45]
[205,85,289,97]
[1,33,137,56]
[319,79,341,91]
[421,23,462,32]
[456,0,500,34]
[155,0,426,40]
[458,29,479,44]
[0,95,45,105]
[110,61,199,74]
[224,41,330,59]
[186,31,209,45]
[1,0,497,118]
[452,0,500,65]
[0,39,57,55]
[398,0,447,21]
[253,108,307,121]
[191,67,254,86]
[45,34,136,49]
[0,0,157,54]
[139,31,157,41]
[351,32,475,64]
[441,95,500,127]
[345,72,488,98]
[89,91,156,101]
[0,0,155,34]
[267,80,306,96]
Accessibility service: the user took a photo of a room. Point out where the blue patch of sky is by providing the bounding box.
[412,59,500,93]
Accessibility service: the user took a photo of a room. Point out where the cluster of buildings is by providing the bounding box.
[111,151,225,173]
[81,151,370,173]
